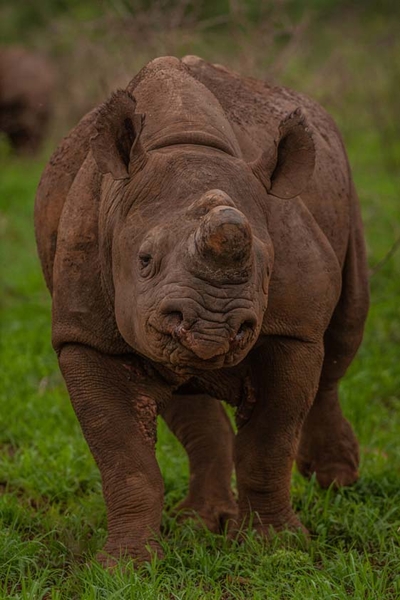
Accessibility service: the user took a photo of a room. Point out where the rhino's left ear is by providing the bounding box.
[251,108,315,199]
[90,90,147,180]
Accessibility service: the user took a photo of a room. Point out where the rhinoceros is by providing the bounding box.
[34,55,369,564]
[0,46,54,153]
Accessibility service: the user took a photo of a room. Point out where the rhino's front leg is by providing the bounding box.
[235,337,324,535]
[58,344,172,565]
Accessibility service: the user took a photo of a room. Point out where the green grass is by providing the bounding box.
[1,16,400,598]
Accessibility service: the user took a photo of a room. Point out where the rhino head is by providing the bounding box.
[91,89,314,375]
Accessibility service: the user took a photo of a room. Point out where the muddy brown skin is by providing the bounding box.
[0,47,54,153]
[34,56,369,564]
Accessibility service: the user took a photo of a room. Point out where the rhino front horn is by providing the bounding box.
[194,205,253,267]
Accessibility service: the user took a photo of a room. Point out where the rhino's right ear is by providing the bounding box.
[251,108,315,199]
[90,90,147,180]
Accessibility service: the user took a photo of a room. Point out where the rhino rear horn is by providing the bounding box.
[91,90,147,180]
[251,108,315,199]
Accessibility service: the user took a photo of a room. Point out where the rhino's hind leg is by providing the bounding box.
[162,394,237,533]
[296,377,361,489]
[296,201,369,489]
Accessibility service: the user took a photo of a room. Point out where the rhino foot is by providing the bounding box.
[173,495,238,534]
[297,417,360,489]
[230,509,309,542]
[96,538,163,569]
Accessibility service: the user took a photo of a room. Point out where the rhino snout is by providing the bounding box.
[158,301,258,361]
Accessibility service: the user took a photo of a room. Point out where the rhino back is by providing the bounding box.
[181,55,343,160]
[125,56,241,156]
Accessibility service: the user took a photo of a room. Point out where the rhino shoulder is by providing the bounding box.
[262,197,342,342]
[35,107,99,292]
[50,151,128,355]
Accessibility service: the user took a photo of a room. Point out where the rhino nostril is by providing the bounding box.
[165,311,183,325]
[235,320,256,341]
[160,311,184,335]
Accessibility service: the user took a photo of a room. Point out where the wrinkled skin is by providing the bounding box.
[0,47,54,153]
[34,56,369,565]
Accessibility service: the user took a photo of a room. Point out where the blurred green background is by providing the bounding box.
[1,0,400,155]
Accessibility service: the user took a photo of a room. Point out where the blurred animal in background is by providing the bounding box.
[0,46,55,153]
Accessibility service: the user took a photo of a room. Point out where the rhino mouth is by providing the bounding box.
[146,320,256,374]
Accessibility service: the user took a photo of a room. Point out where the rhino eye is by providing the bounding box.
[139,253,152,270]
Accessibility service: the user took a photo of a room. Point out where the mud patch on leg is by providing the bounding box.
[134,394,158,444]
